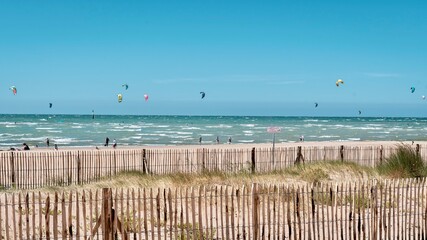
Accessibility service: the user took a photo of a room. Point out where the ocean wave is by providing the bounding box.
[168,135,193,139]
[318,135,340,139]
[0,122,17,125]
[347,138,361,141]
[181,126,202,130]
[139,133,168,137]
[47,130,63,133]
[200,134,214,137]
[240,124,256,127]
[17,137,46,141]
[206,124,233,129]
[109,129,141,132]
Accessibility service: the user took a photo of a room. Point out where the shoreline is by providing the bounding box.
[6,140,425,152]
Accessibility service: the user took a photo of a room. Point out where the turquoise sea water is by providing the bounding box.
[0,114,426,149]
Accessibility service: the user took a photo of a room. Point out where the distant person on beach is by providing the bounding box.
[228,137,232,144]
[105,137,110,147]
[299,135,304,142]
[22,143,30,151]
[216,136,220,144]
[113,139,117,149]
[46,138,50,147]
[199,136,202,145]
[54,144,58,150]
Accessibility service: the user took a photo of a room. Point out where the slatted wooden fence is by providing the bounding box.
[0,178,425,239]
[0,144,425,189]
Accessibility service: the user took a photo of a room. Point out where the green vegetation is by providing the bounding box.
[11,151,427,193]
[377,144,427,178]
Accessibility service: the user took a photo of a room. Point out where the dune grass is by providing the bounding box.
[37,160,378,193]
[377,144,427,178]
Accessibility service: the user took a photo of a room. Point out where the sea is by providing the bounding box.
[0,114,426,149]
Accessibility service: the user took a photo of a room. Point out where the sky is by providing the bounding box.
[1,0,427,117]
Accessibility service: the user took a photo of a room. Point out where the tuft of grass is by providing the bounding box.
[16,161,378,193]
[377,144,427,178]
[281,161,375,184]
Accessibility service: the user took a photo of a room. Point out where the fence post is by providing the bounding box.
[77,151,81,185]
[142,149,147,174]
[252,183,259,239]
[102,188,113,240]
[202,148,206,172]
[251,148,256,174]
[416,144,420,157]
[10,152,15,187]
[379,145,383,165]
[340,145,344,162]
[295,146,305,165]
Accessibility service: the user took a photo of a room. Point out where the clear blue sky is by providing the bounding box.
[1,1,426,117]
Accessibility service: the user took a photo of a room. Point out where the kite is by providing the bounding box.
[118,94,123,103]
[144,94,149,101]
[9,86,17,95]
[423,95,426,100]
[49,103,53,108]
[314,102,318,108]
[358,110,362,115]
[122,84,129,90]
[410,87,415,93]
[335,79,344,87]
[200,92,206,99]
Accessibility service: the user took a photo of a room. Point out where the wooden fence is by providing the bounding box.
[0,178,425,239]
[0,144,425,189]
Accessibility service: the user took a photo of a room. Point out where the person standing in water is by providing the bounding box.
[46,138,50,147]
[199,136,202,145]
[112,139,117,149]
[216,136,220,144]
[105,137,110,147]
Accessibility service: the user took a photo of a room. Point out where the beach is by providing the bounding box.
[16,140,427,152]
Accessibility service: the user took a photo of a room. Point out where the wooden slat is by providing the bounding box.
[53,192,58,240]
[191,187,196,240]
[0,191,3,240]
[168,188,173,240]
[150,188,154,240]
[143,188,148,240]
[76,191,80,238]
[45,194,50,239]
[138,189,142,240]
[82,191,87,240]
[156,188,161,240]
[18,193,22,240]
[4,195,9,240]
[12,193,16,240]
[68,191,73,237]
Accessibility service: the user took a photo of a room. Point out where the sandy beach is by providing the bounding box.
[19,140,427,152]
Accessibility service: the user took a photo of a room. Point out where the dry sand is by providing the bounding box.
[22,140,427,152]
